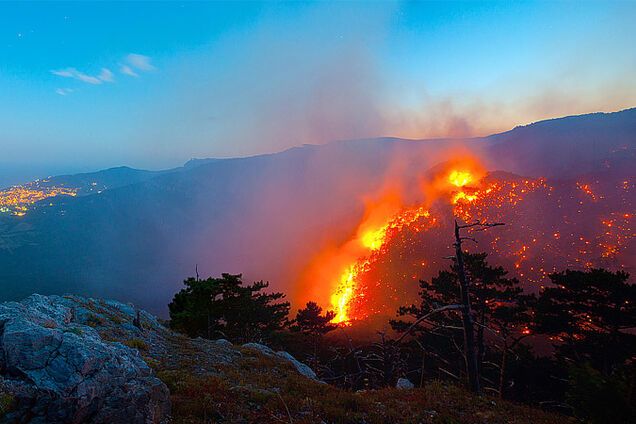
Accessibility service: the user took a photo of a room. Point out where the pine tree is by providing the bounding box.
[391,252,532,395]
[169,273,290,343]
[534,269,636,423]
[292,301,338,371]
[535,269,635,373]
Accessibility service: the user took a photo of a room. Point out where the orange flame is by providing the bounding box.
[303,156,631,327]
[328,162,483,324]
[329,206,431,324]
[448,170,474,188]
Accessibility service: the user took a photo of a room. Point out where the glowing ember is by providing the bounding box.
[576,182,598,201]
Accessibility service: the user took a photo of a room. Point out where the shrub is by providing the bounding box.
[0,392,15,416]
[123,338,149,351]
[64,327,84,336]
[85,313,105,327]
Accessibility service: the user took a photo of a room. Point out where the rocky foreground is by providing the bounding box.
[0,295,568,424]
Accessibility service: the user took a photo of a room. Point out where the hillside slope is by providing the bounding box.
[0,295,569,424]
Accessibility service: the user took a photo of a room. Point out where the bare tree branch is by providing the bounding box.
[395,304,464,343]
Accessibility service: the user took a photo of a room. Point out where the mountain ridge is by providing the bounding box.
[0,108,634,315]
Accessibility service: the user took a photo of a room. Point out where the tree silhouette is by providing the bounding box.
[535,269,635,373]
[533,268,636,423]
[169,273,290,343]
[294,301,338,337]
[392,252,532,396]
[292,301,338,371]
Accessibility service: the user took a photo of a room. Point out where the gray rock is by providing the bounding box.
[242,342,275,356]
[241,342,318,381]
[275,351,318,380]
[214,338,233,348]
[396,377,415,389]
[0,294,170,423]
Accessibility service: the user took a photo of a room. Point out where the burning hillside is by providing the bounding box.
[300,159,634,325]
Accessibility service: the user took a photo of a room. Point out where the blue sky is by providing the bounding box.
[0,1,635,186]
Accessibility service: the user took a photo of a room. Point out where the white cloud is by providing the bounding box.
[51,54,155,86]
[55,88,74,96]
[51,67,114,85]
[119,64,138,77]
[125,53,155,71]
[98,68,114,82]
[51,68,102,84]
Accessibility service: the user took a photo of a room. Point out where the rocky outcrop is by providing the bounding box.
[0,295,170,423]
[0,295,321,423]
[242,342,319,381]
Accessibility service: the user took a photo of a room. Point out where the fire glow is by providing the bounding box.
[319,160,633,326]
[329,165,480,324]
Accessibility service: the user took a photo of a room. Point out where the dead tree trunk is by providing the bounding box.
[454,220,481,394]
[498,339,508,398]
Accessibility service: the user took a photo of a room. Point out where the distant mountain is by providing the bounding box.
[37,166,170,195]
[482,108,636,178]
[0,108,633,315]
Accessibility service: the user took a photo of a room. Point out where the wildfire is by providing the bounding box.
[452,191,478,204]
[329,206,433,324]
[448,170,474,187]
[361,226,388,251]
[329,166,477,324]
[312,160,632,327]
[330,262,366,323]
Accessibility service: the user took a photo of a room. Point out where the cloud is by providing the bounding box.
[51,67,114,85]
[55,88,74,96]
[119,54,155,77]
[125,53,155,71]
[51,68,102,84]
[119,64,138,77]
[51,54,154,88]
[98,68,114,82]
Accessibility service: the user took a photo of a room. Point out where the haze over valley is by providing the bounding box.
[1,108,633,317]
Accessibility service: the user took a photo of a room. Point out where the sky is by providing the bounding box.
[0,1,635,187]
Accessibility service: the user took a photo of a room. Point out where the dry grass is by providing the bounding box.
[157,349,568,424]
[123,338,149,351]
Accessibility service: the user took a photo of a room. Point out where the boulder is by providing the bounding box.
[214,338,233,348]
[0,295,170,423]
[275,351,318,380]
[396,378,415,389]
[242,343,318,381]
[242,342,275,356]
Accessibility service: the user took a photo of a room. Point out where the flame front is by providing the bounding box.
[360,226,388,251]
[328,165,479,325]
[329,206,434,324]
[330,261,368,323]
[312,160,632,327]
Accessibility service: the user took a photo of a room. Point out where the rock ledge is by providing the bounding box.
[0,294,169,423]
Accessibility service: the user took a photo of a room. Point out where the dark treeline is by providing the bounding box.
[168,259,636,424]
